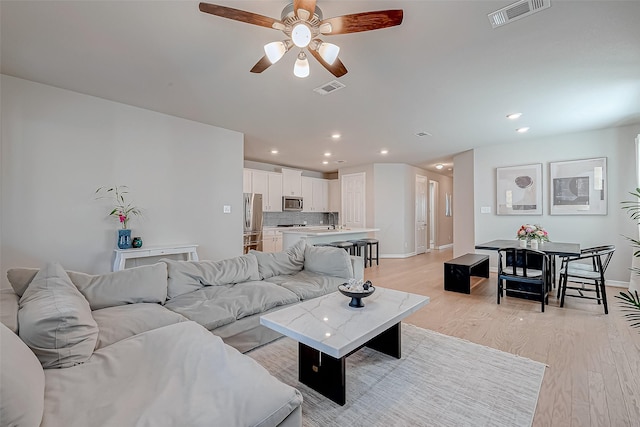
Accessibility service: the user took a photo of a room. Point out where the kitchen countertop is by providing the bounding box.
[279,227,379,236]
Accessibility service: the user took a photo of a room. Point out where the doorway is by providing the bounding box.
[429,180,438,249]
[341,172,366,228]
[415,175,428,254]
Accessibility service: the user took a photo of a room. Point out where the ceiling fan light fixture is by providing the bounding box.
[264,41,288,64]
[291,23,312,48]
[319,22,332,34]
[294,51,310,78]
[318,42,340,65]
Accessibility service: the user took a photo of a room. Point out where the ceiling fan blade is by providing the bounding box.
[294,0,317,21]
[199,2,282,30]
[308,48,348,78]
[250,55,273,73]
[320,10,403,35]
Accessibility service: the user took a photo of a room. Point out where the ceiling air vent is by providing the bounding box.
[313,80,346,95]
[488,0,551,29]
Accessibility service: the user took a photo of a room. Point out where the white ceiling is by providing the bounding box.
[2,1,640,176]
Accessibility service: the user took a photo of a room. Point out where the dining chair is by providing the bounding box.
[558,245,615,314]
[497,247,551,312]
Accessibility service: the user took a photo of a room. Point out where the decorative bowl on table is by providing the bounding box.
[338,281,375,308]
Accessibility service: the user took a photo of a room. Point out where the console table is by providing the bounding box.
[113,244,199,271]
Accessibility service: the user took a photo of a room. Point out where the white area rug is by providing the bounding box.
[248,324,546,427]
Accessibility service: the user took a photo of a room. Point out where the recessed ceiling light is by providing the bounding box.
[435,164,444,170]
[507,113,522,120]
[331,133,341,140]
[516,127,530,133]
[270,149,278,154]
[380,150,388,155]
[324,152,331,157]
[322,161,329,165]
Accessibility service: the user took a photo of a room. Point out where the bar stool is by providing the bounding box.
[347,240,367,259]
[314,243,332,247]
[330,241,354,253]
[358,238,379,267]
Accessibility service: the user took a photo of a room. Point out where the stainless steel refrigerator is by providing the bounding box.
[243,193,263,253]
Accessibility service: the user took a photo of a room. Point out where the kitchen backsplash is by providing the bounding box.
[264,212,339,227]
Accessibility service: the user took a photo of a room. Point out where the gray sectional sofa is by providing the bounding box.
[0,241,363,427]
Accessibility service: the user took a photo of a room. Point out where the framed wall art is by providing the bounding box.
[550,157,607,215]
[496,163,543,215]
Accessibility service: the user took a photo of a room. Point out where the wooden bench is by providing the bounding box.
[444,254,490,294]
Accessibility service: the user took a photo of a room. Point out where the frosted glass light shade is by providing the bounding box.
[291,23,311,48]
[318,42,340,65]
[264,41,287,64]
[294,52,309,78]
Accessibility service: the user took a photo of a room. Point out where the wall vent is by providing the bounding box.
[488,0,551,29]
[313,80,346,95]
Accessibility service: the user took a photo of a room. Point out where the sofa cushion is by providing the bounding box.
[250,239,306,280]
[303,245,354,279]
[7,264,168,310]
[67,263,168,310]
[164,253,260,299]
[92,303,188,349]
[164,281,299,330]
[41,322,303,427]
[18,262,99,368]
[266,270,346,300]
[0,323,45,427]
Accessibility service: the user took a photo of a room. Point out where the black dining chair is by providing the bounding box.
[497,247,551,312]
[558,245,615,314]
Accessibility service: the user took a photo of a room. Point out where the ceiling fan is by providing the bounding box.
[198,0,403,78]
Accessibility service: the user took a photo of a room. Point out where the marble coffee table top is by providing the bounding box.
[260,287,430,358]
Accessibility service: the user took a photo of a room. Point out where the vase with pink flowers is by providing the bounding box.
[516,224,549,249]
[96,185,142,249]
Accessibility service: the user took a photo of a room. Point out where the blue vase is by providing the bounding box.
[118,229,132,249]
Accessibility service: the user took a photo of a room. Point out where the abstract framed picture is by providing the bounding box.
[550,157,607,215]
[496,163,543,215]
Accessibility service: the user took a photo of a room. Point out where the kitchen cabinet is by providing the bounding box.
[251,170,283,212]
[281,168,302,196]
[301,177,329,212]
[243,169,252,194]
[329,179,340,212]
[262,229,283,253]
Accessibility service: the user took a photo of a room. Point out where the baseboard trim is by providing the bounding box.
[437,244,453,250]
[381,253,416,259]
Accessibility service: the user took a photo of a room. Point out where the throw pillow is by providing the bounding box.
[303,245,354,279]
[164,253,260,299]
[68,263,168,310]
[250,239,306,280]
[0,323,45,427]
[18,262,99,368]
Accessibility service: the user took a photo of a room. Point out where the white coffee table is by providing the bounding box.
[260,287,430,405]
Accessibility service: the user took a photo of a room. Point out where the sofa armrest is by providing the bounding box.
[350,256,364,281]
[0,288,20,333]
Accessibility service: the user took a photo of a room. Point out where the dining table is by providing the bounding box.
[474,239,581,287]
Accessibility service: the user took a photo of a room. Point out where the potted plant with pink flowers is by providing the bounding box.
[516,224,549,249]
[96,185,142,249]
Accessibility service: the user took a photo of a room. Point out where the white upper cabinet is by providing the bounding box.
[243,169,252,194]
[301,177,329,212]
[281,168,302,196]
[250,170,283,212]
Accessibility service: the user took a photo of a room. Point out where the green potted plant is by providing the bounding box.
[618,188,640,329]
[95,185,142,249]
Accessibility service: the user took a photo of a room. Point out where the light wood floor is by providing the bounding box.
[363,249,640,427]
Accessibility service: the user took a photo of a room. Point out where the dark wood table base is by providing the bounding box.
[298,322,402,405]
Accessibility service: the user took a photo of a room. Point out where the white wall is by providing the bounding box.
[1,75,244,285]
[469,125,640,284]
[453,150,475,257]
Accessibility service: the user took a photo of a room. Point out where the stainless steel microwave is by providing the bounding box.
[283,196,303,211]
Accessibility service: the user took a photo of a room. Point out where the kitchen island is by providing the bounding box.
[281,227,379,250]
